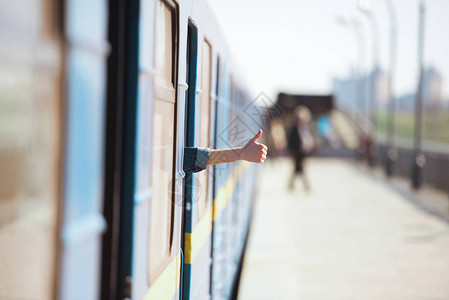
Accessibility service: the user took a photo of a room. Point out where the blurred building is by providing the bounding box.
[397,93,415,111]
[393,66,443,112]
[332,69,358,113]
[422,66,443,111]
[331,66,445,113]
[373,68,389,109]
[332,67,388,113]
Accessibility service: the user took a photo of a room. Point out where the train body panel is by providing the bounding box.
[59,0,109,299]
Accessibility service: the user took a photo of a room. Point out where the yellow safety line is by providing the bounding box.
[144,252,181,300]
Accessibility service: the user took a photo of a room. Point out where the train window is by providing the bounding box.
[198,40,212,218]
[0,1,61,299]
[149,0,177,282]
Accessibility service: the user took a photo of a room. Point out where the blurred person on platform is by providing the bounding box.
[317,114,341,155]
[269,118,287,159]
[287,106,314,191]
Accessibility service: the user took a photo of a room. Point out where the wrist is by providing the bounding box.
[235,147,246,161]
[224,147,242,162]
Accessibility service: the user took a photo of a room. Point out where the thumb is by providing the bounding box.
[250,129,263,143]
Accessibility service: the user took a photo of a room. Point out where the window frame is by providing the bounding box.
[197,38,213,219]
[148,0,179,284]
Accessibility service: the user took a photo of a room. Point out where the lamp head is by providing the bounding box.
[358,0,371,12]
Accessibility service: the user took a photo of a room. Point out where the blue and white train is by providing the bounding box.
[0,0,261,299]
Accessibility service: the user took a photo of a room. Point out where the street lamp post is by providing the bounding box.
[412,0,426,189]
[336,16,366,139]
[384,0,398,177]
[353,19,366,129]
[358,0,380,166]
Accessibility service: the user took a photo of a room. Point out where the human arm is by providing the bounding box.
[183,129,268,173]
[208,129,267,165]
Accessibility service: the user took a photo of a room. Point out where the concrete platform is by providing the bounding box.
[238,158,449,300]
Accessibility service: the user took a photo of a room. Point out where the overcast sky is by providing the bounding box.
[208,0,449,100]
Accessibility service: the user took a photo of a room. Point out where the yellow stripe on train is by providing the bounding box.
[146,163,253,299]
[185,164,247,265]
[184,207,213,264]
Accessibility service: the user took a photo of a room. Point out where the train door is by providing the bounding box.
[0,2,63,299]
[182,23,214,299]
[133,0,184,299]
[102,0,184,299]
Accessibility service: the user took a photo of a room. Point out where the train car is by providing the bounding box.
[0,0,261,299]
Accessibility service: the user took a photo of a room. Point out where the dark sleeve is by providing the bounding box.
[183,147,210,173]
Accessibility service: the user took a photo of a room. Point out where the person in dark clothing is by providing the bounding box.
[287,107,313,191]
[288,125,305,173]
